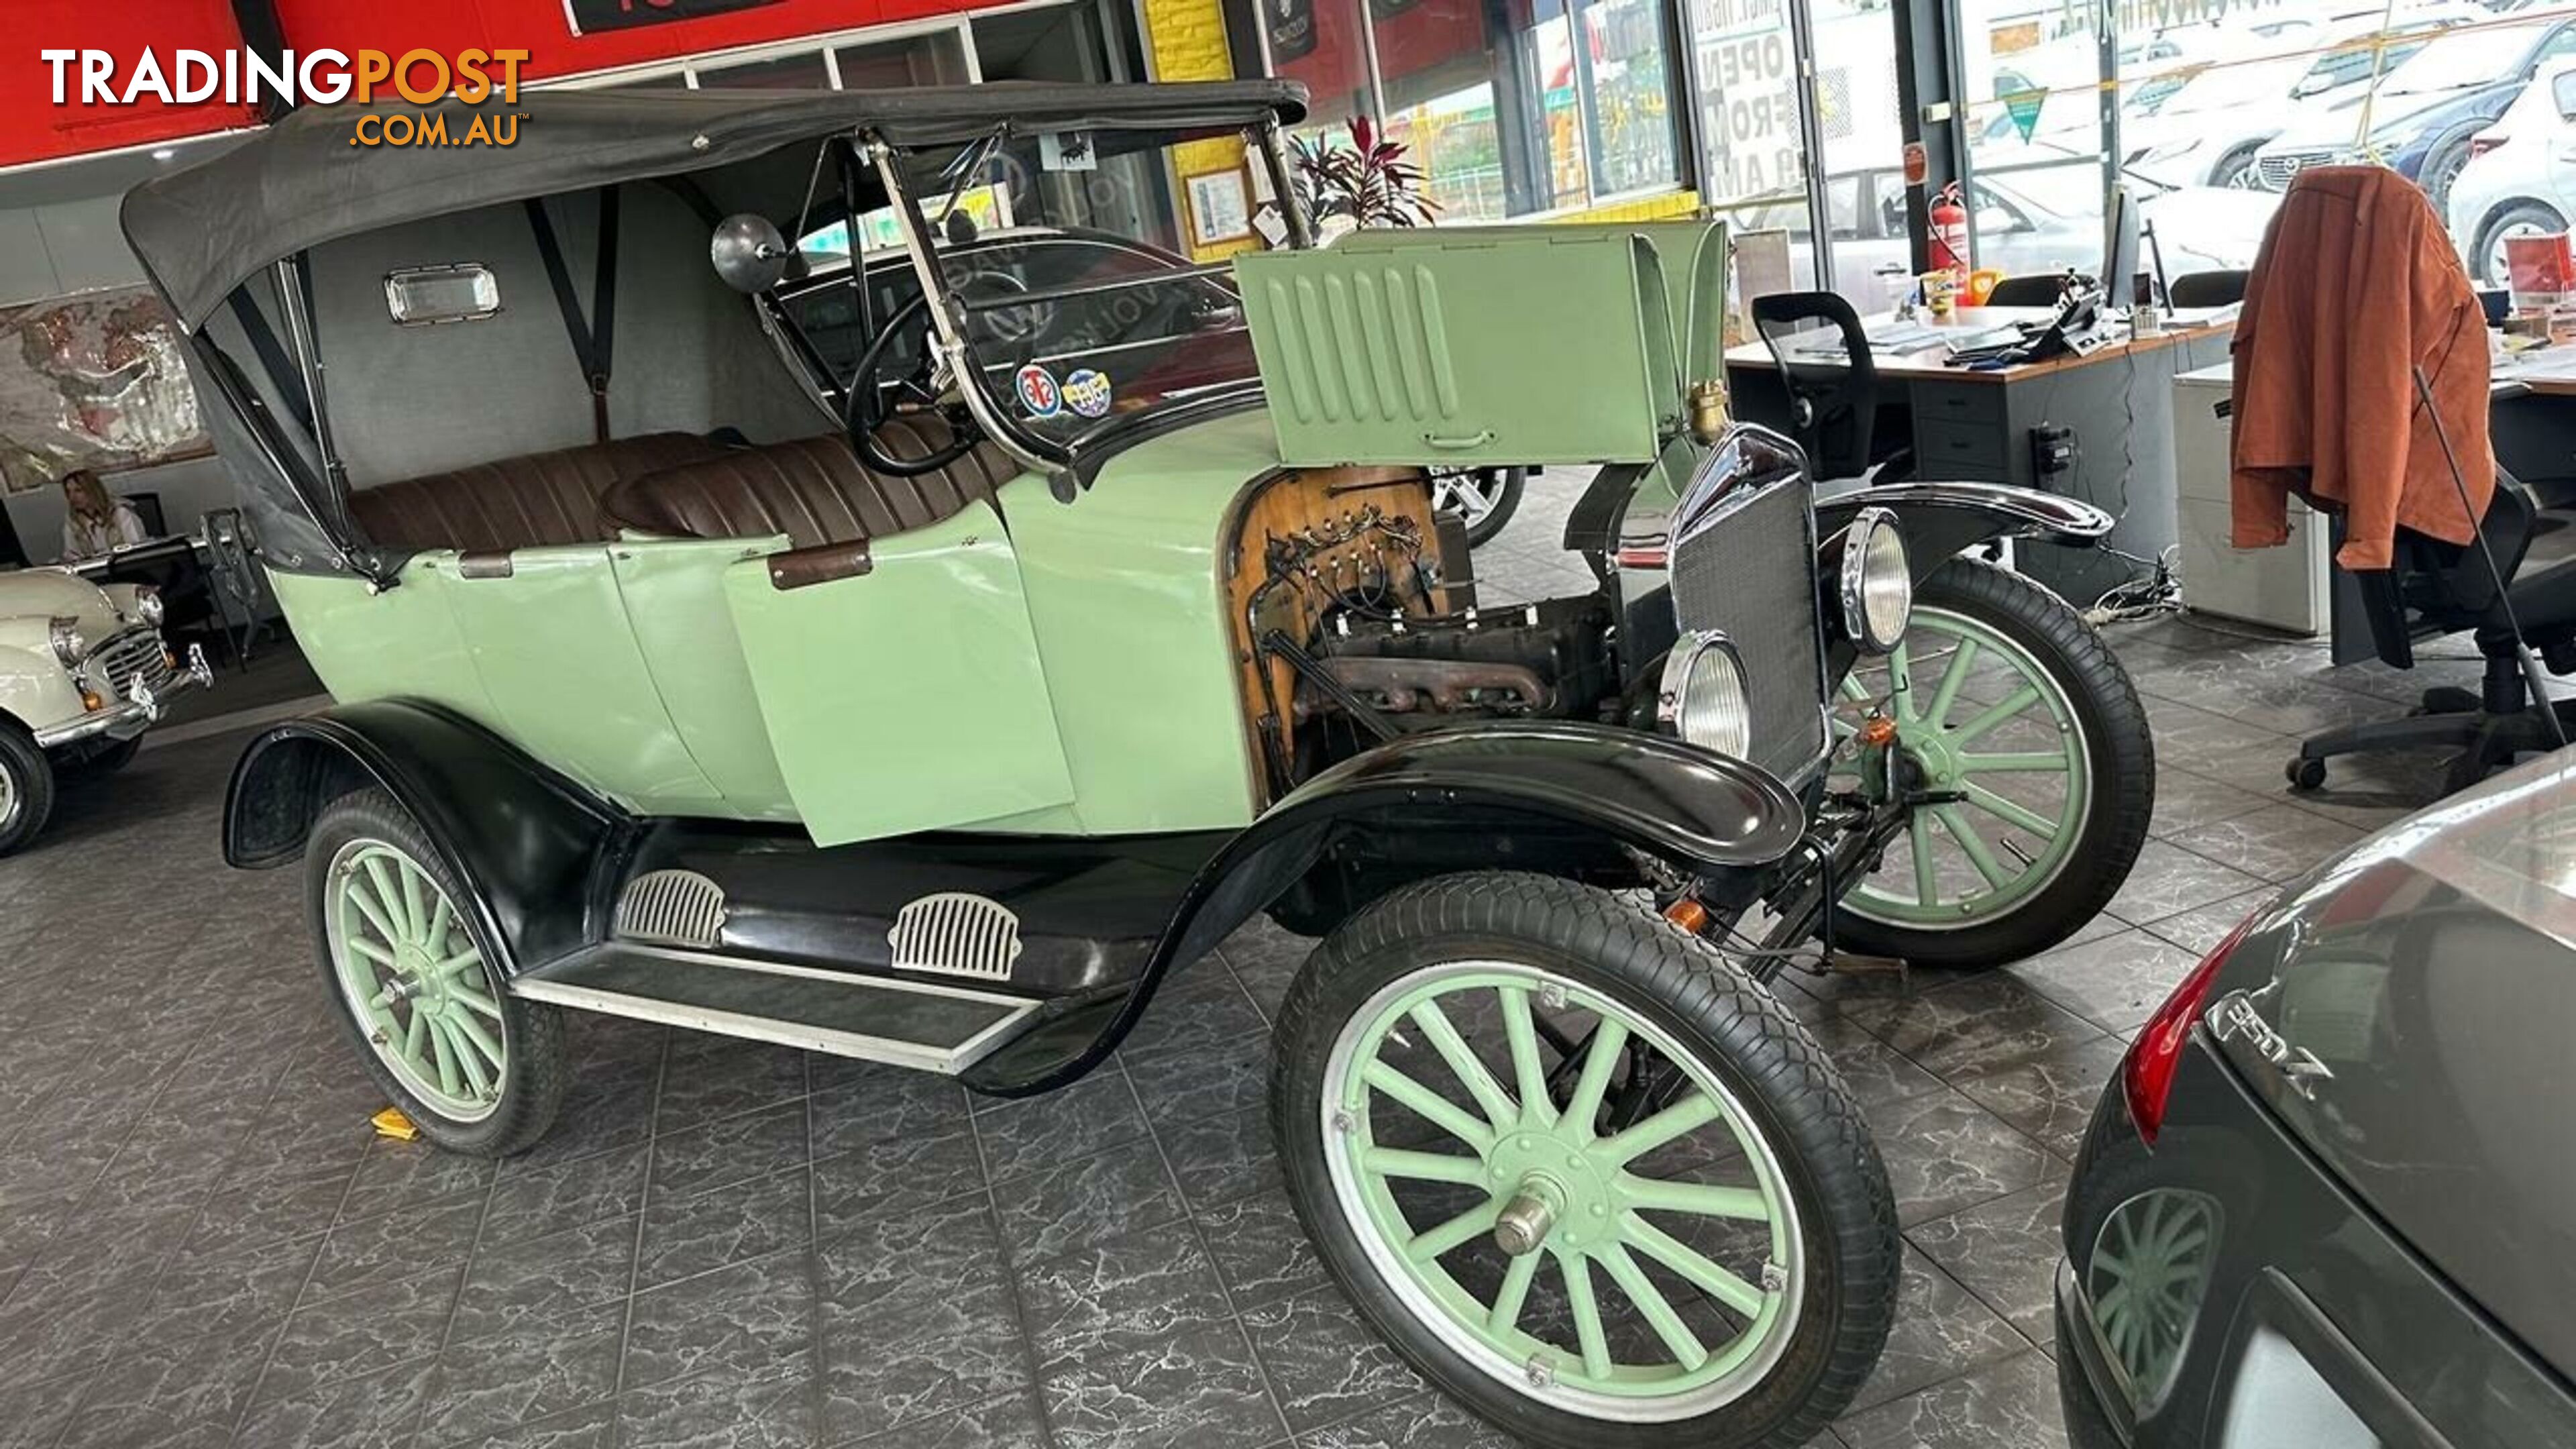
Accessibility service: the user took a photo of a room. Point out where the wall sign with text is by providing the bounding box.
[564,0,788,35]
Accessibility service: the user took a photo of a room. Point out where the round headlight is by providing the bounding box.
[1658,631,1754,759]
[47,615,85,667]
[1839,507,1913,653]
[131,586,164,627]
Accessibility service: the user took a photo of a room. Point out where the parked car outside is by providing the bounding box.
[0,566,210,854]
[2447,62,2576,280]
[2252,15,2576,210]
[2055,749,2576,1446]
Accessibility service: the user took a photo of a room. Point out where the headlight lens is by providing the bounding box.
[47,616,85,667]
[1839,508,1913,653]
[1658,631,1754,759]
[131,586,164,627]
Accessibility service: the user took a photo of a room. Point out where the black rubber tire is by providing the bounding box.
[1271,872,1899,1449]
[2418,127,2479,217]
[1831,558,2155,968]
[2474,201,2567,286]
[305,788,569,1157]
[2287,757,2326,791]
[0,724,54,857]
[1440,466,1527,548]
[2209,144,2261,190]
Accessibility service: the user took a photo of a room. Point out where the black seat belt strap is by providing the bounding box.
[524,187,619,443]
[226,284,314,435]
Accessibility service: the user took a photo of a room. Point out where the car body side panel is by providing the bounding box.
[723,498,1076,847]
[440,545,729,813]
[271,561,501,730]
[612,537,801,821]
[999,412,1277,836]
[0,643,85,737]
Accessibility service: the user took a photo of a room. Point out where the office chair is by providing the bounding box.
[1984,272,2073,308]
[123,489,166,537]
[2290,468,2576,796]
[2168,270,2248,308]
[1748,290,1913,483]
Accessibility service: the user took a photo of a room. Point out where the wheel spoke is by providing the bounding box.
[1556,1248,1615,1380]
[1561,1019,1631,1140]
[1959,750,2070,773]
[1887,639,1917,722]
[1932,804,2010,890]
[427,1014,462,1097]
[1361,1061,1497,1153]
[1923,637,1979,730]
[451,983,506,1020]
[402,1006,430,1069]
[1597,1241,1709,1371]
[1498,986,1556,1129]
[346,936,396,969]
[1360,1147,1489,1187]
[396,861,428,945]
[424,894,454,955]
[1964,782,2059,839]
[344,880,404,951]
[448,1009,505,1071]
[361,858,410,945]
[1618,1177,1770,1223]
[1951,684,2041,745]
[1488,1250,1540,1336]
[431,947,483,981]
[1408,1000,1519,1133]
[1909,812,1940,907]
[1621,1212,1767,1317]
[1405,1199,1503,1265]
[1838,672,1873,704]
[1596,1091,1723,1168]
[442,1016,493,1098]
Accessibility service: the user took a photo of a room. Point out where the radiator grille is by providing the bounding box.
[90,628,172,702]
[2255,148,2330,191]
[1668,472,1827,782]
[615,869,728,950]
[889,894,1024,982]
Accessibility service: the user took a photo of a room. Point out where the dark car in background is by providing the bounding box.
[2252,15,2576,210]
[2055,751,2576,1446]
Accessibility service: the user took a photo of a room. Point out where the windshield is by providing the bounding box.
[2381,23,2540,95]
[895,127,1269,453]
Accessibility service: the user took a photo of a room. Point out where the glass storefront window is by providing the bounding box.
[1377,0,1512,219]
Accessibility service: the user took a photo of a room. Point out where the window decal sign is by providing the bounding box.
[1063,368,1113,419]
[564,0,787,36]
[1016,364,1062,417]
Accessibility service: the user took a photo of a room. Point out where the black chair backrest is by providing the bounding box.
[2354,468,2537,669]
[1749,290,1877,480]
[123,489,166,537]
[2169,270,2248,309]
[1984,273,2069,308]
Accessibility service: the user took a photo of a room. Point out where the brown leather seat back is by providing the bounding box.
[602,416,1022,547]
[347,432,728,553]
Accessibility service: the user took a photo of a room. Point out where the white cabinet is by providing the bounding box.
[2173,362,2330,635]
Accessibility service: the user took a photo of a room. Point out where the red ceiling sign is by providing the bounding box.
[564,0,790,36]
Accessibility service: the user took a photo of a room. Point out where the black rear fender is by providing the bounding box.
[224,700,627,973]
[961,721,1805,1096]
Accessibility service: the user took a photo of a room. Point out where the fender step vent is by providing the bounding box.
[889,893,1023,981]
[616,869,727,950]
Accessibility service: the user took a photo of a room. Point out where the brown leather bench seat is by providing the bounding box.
[347,432,729,553]
[601,415,1022,548]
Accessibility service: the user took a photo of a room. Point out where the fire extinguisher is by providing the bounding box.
[1929,181,1970,286]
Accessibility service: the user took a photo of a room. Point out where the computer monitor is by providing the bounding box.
[2105,185,2141,315]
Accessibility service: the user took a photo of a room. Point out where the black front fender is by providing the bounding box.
[959,721,1803,1096]
[224,700,627,974]
[1818,479,2112,581]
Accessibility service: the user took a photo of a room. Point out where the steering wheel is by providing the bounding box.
[843,291,984,478]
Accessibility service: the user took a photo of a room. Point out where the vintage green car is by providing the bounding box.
[124,79,2152,1446]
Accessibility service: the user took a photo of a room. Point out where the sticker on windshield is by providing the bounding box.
[1015,364,1061,417]
[1063,368,1113,419]
[1039,132,1096,172]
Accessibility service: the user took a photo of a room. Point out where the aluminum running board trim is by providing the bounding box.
[513,943,1040,1075]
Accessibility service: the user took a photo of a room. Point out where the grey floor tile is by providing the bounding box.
[811,1116,987,1239]
[450,1213,641,1344]
[1862,1088,2057,1228]
[0,1371,105,1449]
[257,1260,464,1404]
[1242,1283,1425,1432]
[1947,1036,2129,1161]
[2008,929,2206,1036]
[1295,1393,1517,1448]
[2135,889,2271,957]
[2171,802,2364,883]
[419,1302,625,1446]
[485,1142,651,1238]
[1907,1181,2069,1341]
[991,1138,1187,1264]
[1015,1223,1238,1372]
[619,1352,812,1449]
[233,1358,435,1449]
[842,1388,1050,1448]
[307,1191,487,1301]
[1840,974,2104,1079]
[655,1038,811,1132]
[820,1279,1028,1442]
[2101,840,2266,929]
[972,1073,1152,1181]
[1837,1348,2067,1449]
[1153,1102,1285,1210]
[650,1098,809,1201]
[336,1136,497,1224]
[1193,1189,1328,1309]
[637,1165,812,1289]
[1119,968,1267,1065]
[817,1189,1003,1311]
[430,1400,615,1449]
[1842,1246,2029,1415]
[1037,1324,1287,1449]
[621,1245,814,1392]
[1120,1027,1271,1130]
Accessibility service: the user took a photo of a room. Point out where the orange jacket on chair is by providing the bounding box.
[2230,166,2492,570]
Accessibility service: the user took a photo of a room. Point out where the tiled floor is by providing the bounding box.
[0,473,2470,1449]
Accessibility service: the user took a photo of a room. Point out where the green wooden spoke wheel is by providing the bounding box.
[1828,560,2154,969]
[1321,962,1803,1420]
[325,838,507,1122]
[1274,873,1898,1449]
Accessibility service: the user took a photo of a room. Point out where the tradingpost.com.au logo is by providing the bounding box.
[40,48,534,147]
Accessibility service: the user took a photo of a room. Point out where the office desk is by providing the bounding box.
[1725,308,2238,604]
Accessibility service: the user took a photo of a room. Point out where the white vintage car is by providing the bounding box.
[0,567,210,854]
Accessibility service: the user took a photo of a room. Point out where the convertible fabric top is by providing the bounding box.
[123,80,1306,329]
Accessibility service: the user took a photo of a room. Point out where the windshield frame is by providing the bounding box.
[865,117,1311,482]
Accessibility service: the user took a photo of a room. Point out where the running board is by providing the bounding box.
[512,944,1040,1075]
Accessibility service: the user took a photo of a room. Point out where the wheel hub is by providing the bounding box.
[1493,1177,1562,1256]
[1483,1124,1619,1252]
